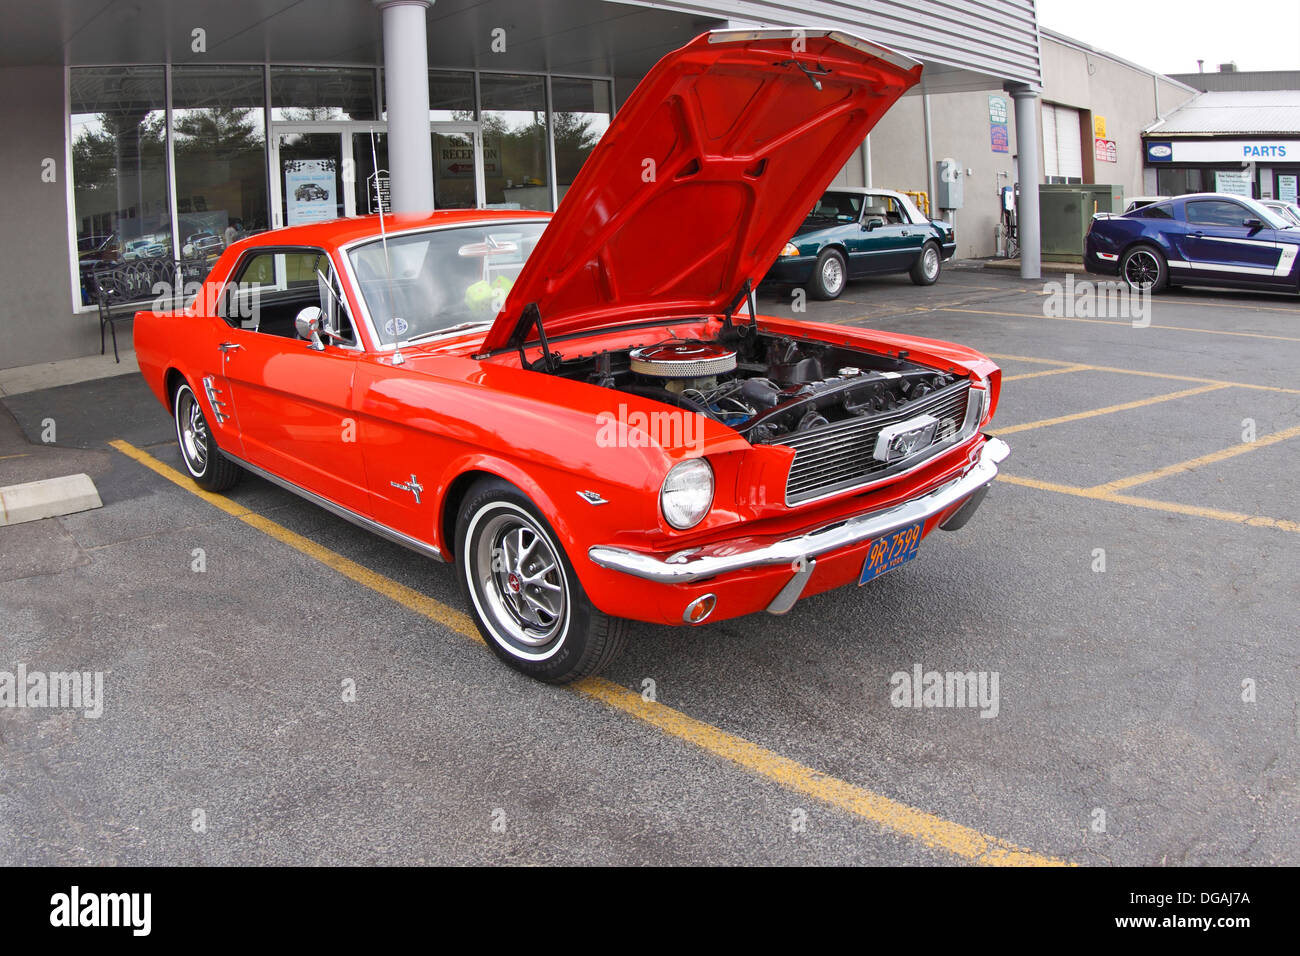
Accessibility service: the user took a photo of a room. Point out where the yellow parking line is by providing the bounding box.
[998,474,1300,534]
[988,384,1230,436]
[936,306,1300,343]
[983,354,1300,396]
[110,438,1070,867]
[1091,424,1300,494]
[1002,365,1091,383]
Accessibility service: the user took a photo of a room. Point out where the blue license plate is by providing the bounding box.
[858,520,923,585]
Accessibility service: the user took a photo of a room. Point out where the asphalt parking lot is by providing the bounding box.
[2,264,1297,865]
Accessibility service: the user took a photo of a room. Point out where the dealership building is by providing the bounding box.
[0,1,1208,369]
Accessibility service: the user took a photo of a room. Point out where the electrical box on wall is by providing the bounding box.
[936,158,963,209]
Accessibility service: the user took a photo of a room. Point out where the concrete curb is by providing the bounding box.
[0,473,103,526]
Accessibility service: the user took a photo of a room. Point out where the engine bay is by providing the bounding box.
[536,326,970,445]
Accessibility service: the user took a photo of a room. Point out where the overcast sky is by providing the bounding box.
[1037,0,1300,75]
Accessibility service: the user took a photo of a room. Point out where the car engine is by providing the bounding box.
[541,327,970,446]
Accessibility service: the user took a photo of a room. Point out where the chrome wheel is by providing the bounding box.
[175,385,209,477]
[821,255,845,296]
[465,502,570,660]
[1123,249,1161,290]
[923,246,940,280]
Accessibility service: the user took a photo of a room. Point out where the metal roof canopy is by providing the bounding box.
[0,0,715,77]
[1146,90,1300,136]
[4,0,1040,93]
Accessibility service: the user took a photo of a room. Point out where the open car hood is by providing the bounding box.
[480,28,922,354]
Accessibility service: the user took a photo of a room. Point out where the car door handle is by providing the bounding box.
[900,230,909,236]
[1190,231,1203,238]
[218,342,243,354]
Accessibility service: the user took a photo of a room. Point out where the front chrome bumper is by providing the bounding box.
[588,437,1010,587]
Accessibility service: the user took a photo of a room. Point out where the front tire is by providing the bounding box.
[1120,244,1168,293]
[173,382,242,492]
[456,478,627,683]
[807,248,847,300]
[910,241,942,285]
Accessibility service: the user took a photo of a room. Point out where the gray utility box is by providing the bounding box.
[1039,184,1124,261]
[935,159,963,209]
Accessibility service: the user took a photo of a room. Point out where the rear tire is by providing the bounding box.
[1120,244,1168,293]
[173,382,242,492]
[456,478,628,683]
[910,241,942,285]
[807,248,847,300]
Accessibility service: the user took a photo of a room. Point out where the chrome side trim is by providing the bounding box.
[220,451,443,562]
[588,437,1009,585]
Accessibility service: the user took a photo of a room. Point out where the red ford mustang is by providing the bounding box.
[134,29,1008,683]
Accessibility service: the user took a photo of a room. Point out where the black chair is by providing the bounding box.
[92,256,215,362]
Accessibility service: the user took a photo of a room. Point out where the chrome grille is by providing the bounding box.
[782,381,972,505]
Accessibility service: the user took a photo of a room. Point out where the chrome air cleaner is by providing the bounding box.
[629,341,737,378]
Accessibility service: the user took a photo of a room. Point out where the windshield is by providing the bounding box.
[348,221,548,345]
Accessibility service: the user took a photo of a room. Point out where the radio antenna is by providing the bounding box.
[371,129,404,365]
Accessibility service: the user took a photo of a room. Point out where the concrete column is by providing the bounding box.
[1009,85,1041,279]
[374,0,434,213]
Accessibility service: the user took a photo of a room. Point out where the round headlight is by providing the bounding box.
[780,242,800,257]
[660,459,714,530]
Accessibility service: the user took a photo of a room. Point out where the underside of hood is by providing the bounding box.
[481,28,922,354]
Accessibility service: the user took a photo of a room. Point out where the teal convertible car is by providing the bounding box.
[764,188,956,299]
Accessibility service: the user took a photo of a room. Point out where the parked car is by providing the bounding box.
[1086,192,1298,293]
[183,232,224,258]
[122,236,169,261]
[295,182,328,201]
[134,29,1007,683]
[763,188,955,299]
[1262,199,1300,228]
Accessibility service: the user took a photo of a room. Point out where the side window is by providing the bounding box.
[1186,200,1247,227]
[219,249,357,346]
[1139,204,1174,220]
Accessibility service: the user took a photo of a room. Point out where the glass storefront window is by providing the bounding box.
[171,66,268,252]
[429,70,475,121]
[70,67,171,305]
[271,67,377,121]
[480,73,550,210]
[551,77,611,206]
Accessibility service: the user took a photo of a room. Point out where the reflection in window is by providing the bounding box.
[428,70,476,121]
[70,67,172,305]
[481,74,550,211]
[550,77,610,206]
[171,66,268,254]
[271,67,377,121]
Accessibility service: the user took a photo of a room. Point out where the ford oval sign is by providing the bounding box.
[1147,142,1173,162]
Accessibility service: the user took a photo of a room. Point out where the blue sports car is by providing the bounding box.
[764,188,956,299]
[1086,192,1299,294]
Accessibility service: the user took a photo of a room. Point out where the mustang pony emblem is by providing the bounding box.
[390,474,424,504]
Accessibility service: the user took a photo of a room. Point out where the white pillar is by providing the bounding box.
[1010,85,1041,279]
[375,0,434,213]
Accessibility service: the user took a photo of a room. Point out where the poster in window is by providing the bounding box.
[1214,170,1251,197]
[285,159,337,225]
[1279,175,1298,204]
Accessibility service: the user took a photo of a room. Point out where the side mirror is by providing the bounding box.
[863,217,885,231]
[1243,217,1263,232]
[295,306,325,350]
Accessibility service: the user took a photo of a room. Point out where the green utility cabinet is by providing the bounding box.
[1039,184,1124,261]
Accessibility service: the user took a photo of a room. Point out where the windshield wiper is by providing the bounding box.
[399,321,490,345]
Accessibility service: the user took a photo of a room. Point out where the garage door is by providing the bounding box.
[1042,103,1083,183]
